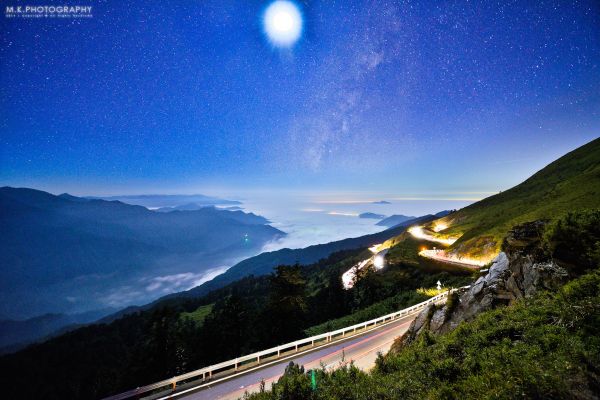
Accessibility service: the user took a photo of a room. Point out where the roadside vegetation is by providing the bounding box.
[246,209,600,400]
[430,138,600,260]
[248,267,600,399]
[179,304,214,327]
[543,209,600,273]
[0,240,470,399]
[304,291,429,336]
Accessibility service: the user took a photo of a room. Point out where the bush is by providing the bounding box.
[248,268,600,399]
[444,291,460,320]
[544,209,600,272]
[269,362,314,400]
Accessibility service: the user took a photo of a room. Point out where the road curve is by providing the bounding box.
[419,249,484,268]
[165,312,419,400]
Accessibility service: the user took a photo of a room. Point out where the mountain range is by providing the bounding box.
[98,212,443,321]
[88,194,241,208]
[358,212,386,219]
[376,214,418,227]
[0,188,283,323]
[0,139,599,399]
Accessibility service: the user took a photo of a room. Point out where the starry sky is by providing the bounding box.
[1,0,599,197]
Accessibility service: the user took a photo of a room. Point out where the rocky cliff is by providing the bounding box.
[394,221,569,350]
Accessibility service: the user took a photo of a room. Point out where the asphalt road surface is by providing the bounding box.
[169,311,419,400]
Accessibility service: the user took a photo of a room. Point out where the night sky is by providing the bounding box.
[1,0,599,197]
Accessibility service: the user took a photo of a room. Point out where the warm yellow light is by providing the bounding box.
[408,225,458,245]
[369,244,381,254]
[433,223,448,232]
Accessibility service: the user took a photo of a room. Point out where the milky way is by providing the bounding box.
[1,0,598,195]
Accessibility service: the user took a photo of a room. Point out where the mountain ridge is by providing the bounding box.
[100,213,440,322]
[0,187,283,322]
[428,137,600,261]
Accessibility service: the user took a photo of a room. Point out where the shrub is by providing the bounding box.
[544,209,600,272]
[248,267,600,399]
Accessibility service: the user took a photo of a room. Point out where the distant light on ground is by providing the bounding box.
[408,225,458,245]
[328,211,359,217]
[433,223,448,232]
[409,226,424,237]
[417,287,446,296]
[418,249,488,267]
[369,244,381,254]
[373,255,385,269]
[263,1,302,47]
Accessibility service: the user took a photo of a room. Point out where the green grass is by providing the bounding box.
[385,233,476,275]
[304,291,429,336]
[384,233,421,265]
[248,267,600,400]
[180,304,213,327]
[430,138,600,260]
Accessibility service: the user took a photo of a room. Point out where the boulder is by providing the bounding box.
[392,221,568,351]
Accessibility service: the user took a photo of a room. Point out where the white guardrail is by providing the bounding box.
[104,287,468,400]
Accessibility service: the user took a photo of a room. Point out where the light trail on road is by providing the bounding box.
[407,226,458,245]
[407,225,489,268]
[170,313,417,400]
[341,245,388,289]
[418,249,486,268]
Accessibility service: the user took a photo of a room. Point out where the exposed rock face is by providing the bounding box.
[395,221,569,350]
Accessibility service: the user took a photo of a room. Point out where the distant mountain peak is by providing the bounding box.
[58,193,89,202]
[0,187,284,336]
[359,212,386,219]
[376,214,416,227]
[90,194,241,208]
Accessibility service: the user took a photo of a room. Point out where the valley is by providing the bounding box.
[1,138,599,400]
[2,1,598,398]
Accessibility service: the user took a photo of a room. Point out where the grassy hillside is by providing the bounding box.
[154,214,439,305]
[180,304,214,327]
[249,267,600,400]
[0,239,471,399]
[0,187,285,349]
[429,138,600,260]
[247,209,600,400]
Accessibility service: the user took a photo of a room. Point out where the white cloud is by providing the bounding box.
[142,266,230,294]
[100,266,230,308]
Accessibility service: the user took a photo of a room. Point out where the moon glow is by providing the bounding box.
[263,1,303,48]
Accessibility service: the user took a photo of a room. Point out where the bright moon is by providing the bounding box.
[263,1,302,47]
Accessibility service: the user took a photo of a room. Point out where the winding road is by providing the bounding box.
[418,249,486,268]
[342,244,389,289]
[163,311,420,400]
[113,226,475,400]
[408,225,485,268]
